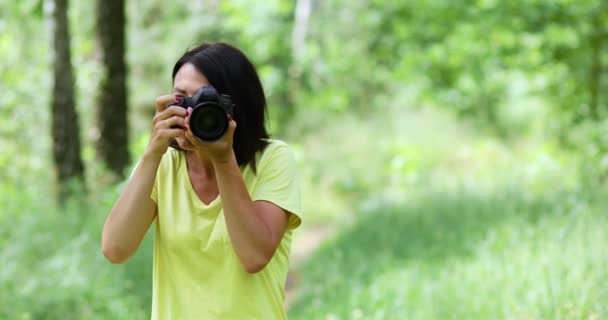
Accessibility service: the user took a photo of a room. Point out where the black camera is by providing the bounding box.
[171,86,235,141]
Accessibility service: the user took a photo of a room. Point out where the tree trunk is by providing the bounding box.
[292,0,311,59]
[280,0,312,127]
[95,0,129,179]
[46,0,85,202]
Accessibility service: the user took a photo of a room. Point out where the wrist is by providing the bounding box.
[211,150,237,167]
[143,150,164,163]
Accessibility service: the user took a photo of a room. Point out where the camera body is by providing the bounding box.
[172,86,235,141]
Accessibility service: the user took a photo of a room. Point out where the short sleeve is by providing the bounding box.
[151,175,158,204]
[129,160,160,204]
[150,149,175,204]
[130,154,164,205]
[251,142,302,230]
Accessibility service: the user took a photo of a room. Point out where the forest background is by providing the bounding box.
[1,0,607,319]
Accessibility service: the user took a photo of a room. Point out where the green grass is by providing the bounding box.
[4,175,605,319]
[1,106,607,319]
[288,184,608,319]
[0,182,155,320]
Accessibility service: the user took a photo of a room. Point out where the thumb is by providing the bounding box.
[227,116,237,133]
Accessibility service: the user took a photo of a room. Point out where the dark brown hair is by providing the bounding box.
[172,42,270,172]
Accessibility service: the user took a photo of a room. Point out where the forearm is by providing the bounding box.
[102,153,160,262]
[213,152,278,271]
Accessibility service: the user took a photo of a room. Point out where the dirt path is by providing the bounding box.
[285,224,336,308]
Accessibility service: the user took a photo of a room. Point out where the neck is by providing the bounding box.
[186,151,215,178]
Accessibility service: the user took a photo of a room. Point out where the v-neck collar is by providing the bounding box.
[182,153,220,208]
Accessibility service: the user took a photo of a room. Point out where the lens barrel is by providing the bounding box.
[189,102,229,141]
[169,86,234,141]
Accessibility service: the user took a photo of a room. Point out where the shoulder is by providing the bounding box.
[163,147,184,162]
[256,139,295,169]
[250,139,302,228]
[158,147,185,172]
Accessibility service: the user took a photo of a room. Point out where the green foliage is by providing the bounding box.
[1,0,607,318]
[288,0,607,141]
[285,104,606,319]
[289,179,608,320]
[0,181,154,320]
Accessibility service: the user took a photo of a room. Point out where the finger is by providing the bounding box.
[225,118,237,137]
[183,107,193,139]
[155,95,181,113]
[184,123,205,146]
[184,123,195,142]
[158,128,186,140]
[185,107,192,126]
[154,105,188,123]
[158,116,186,130]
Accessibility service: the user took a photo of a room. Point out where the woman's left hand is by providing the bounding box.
[184,107,237,164]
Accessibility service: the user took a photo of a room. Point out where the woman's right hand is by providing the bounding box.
[144,95,188,159]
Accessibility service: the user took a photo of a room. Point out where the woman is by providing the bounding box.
[102,42,302,319]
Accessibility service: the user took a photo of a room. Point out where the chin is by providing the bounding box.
[175,138,195,150]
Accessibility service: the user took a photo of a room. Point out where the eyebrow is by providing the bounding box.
[173,87,187,94]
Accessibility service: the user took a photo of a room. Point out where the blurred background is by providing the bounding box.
[1,0,607,319]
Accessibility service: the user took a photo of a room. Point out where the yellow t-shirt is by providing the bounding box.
[150,139,301,320]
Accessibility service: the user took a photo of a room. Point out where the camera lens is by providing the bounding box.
[189,103,228,141]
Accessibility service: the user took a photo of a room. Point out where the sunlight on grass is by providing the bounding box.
[288,187,608,320]
[1,106,606,319]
